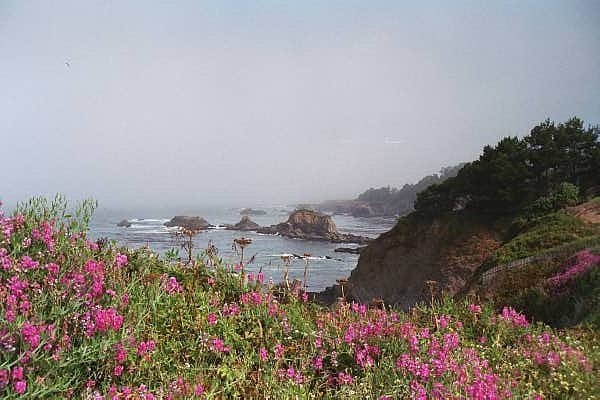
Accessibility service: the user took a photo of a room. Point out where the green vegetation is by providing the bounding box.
[491,248,600,330]
[415,118,600,216]
[490,212,600,266]
[1,198,599,398]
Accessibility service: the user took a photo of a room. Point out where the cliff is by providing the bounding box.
[348,212,501,309]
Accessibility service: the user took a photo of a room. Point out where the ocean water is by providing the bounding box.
[89,206,395,291]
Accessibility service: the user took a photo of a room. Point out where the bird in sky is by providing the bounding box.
[65,61,71,68]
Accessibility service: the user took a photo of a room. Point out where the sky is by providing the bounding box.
[1,1,599,209]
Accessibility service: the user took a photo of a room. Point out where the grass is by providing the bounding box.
[483,212,600,269]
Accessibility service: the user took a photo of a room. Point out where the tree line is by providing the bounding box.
[414,117,600,216]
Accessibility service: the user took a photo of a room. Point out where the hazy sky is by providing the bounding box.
[1,1,599,208]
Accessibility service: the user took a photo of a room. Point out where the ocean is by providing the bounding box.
[89,206,396,292]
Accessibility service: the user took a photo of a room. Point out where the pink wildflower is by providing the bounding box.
[113,365,124,377]
[259,348,268,361]
[207,313,218,325]
[115,253,128,268]
[14,380,26,394]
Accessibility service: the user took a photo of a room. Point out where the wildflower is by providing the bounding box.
[14,380,26,394]
[313,356,323,371]
[93,308,123,334]
[500,307,529,328]
[194,384,204,396]
[20,255,39,270]
[207,313,218,325]
[469,303,482,314]
[274,343,284,359]
[250,291,262,305]
[259,348,268,361]
[114,343,127,363]
[113,365,124,377]
[0,369,8,388]
[120,294,130,307]
[115,253,128,268]
[337,372,353,385]
[11,366,24,380]
[210,338,230,353]
[163,276,184,294]
[21,321,40,348]
[137,340,156,356]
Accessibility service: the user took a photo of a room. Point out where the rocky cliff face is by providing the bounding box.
[348,213,501,309]
[258,209,370,244]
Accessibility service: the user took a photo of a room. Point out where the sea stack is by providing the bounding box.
[164,216,211,230]
[257,209,370,244]
[225,216,261,231]
[117,219,132,227]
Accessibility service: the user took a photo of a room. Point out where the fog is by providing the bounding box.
[1,1,599,209]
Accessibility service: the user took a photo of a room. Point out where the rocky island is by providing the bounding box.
[257,209,370,244]
[117,219,132,227]
[164,216,212,230]
[224,216,261,231]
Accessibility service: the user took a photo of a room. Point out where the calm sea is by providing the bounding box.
[89,206,395,292]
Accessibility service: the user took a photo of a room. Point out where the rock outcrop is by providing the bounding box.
[334,247,364,254]
[225,216,261,231]
[257,209,370,244]
[164,216,212,230]
[240,208,267,216]
[347,213,501,309]
[117,219,132,227]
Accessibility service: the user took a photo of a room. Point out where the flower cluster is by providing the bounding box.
[0,200,597,399]
[546,250,600,294]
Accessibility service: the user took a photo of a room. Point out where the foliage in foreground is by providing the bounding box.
[0,198,599,399]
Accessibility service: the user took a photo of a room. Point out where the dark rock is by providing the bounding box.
[257,209,370,244]
[225,216,260,231]
[240,208,267,216]
[164,216,211,230]
[117,219,132,228]
[334,247,363,254]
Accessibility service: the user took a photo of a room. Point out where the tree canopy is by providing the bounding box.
[414,118,600,216]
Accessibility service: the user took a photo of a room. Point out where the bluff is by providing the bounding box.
[258,209,370,244]
[348,212,501,309]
